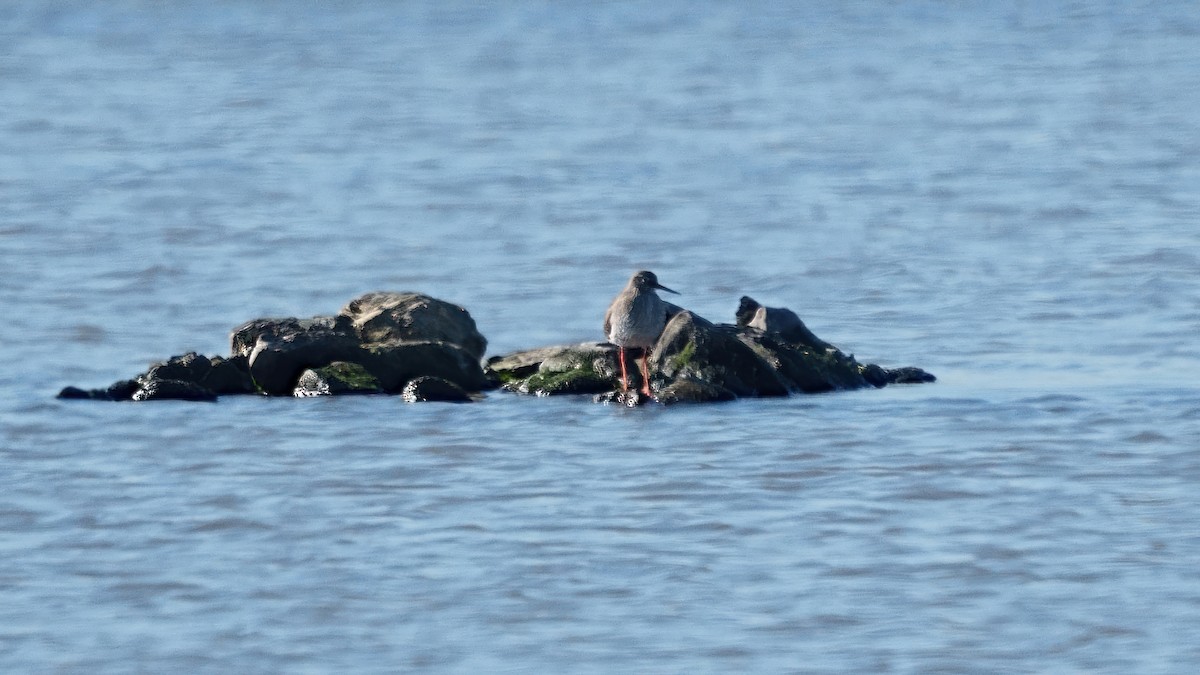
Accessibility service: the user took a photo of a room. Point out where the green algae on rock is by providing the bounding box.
[487,343,619,396]
[293,361,383,397]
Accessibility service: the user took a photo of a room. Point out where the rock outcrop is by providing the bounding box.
[59,292,489,402]
[57,290,933,405]
[340,292,487,361]
[490,296,934,405]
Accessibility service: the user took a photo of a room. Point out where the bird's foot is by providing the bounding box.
[595,389,657,407]
[616,389,648,407]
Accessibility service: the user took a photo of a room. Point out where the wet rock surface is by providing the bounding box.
[651,311,791,398]
[293,362,383,397]
[736,295,834,352]
[237,317,363,396]
[132,378,218,402]
[57,380,141,402]
[488,342,620,396]
[60,292,490,402]
[361,340,488,393]
[58,291,933,404]
[493,298,935,404]
[341,292,487,361]
[57,353,252,402]
[401,376,473,403]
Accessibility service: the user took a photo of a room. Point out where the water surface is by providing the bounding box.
[2,2,1199,672]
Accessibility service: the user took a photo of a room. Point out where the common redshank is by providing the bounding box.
[603,270,679,398]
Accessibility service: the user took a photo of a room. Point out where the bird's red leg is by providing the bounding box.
[640,350,653,397]
[618,347,629,393]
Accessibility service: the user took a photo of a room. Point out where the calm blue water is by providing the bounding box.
[3,1,1199,672]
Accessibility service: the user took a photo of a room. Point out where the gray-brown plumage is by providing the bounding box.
[603,270,679,397]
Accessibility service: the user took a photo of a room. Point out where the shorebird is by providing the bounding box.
[603,270,679,398]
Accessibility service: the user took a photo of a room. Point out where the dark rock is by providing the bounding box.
[860,363,890,388]
[650,311,790,398]
[881,366,937,385]
[60,291,496,402]
[360,341,488,393]
[401,376,472,403]
[293,362,383,397]
[594,389,653,407]
[143,351,212,383]
[57,386,96,400]
[737,296,834,351]
[340,292,487,361]
[62,287,931,406]
[244,319,364,395]
[230,300,490,397]
[493,299,933,403]
[734,297,935,391]
[132,378,218,402]
[137,352,256,396]
[489,342,622,396]
[203,355,257,394]
[655,377,738,404]
[57,379,141,401]
[739,331,868,393]
[106,379,142,400]
[229,316,355,358]
[734,295,761,327]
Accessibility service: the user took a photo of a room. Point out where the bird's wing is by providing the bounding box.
[602,303,613,339]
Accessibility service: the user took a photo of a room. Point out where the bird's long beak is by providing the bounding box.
[654,282,680,295]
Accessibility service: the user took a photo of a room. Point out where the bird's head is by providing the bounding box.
[630,270,679,295]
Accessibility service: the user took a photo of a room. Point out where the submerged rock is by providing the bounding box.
[57,379,140,402]
[132,378,218,402]
[57,386,98,400]
[401,376,473,403]
[293,362,383,397]
[875,365,938,386]
[58,353,251,402]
